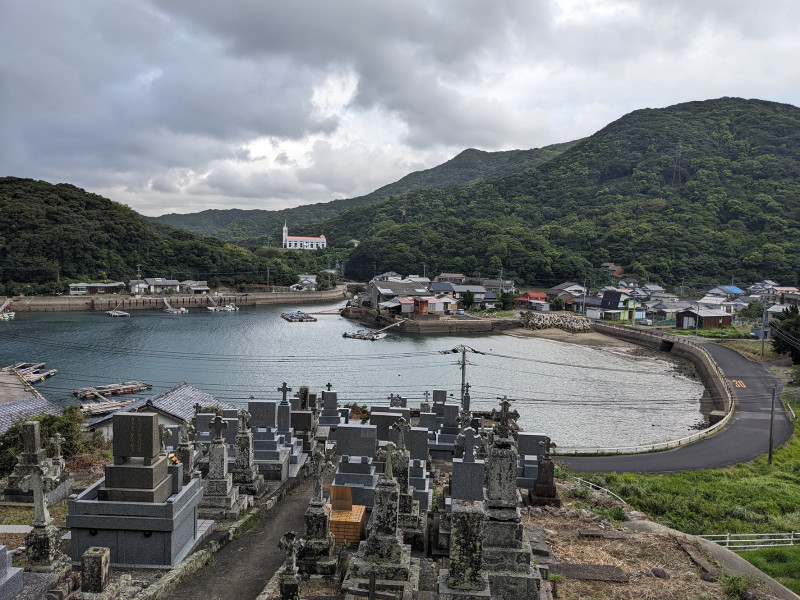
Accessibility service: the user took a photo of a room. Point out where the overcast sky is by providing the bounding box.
[2,1,799,216]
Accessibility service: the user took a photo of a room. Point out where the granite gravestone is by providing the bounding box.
[66,412,205,568]
[4,421,69,505]
[19,464,70,574]
[297,450,338,576]
[199,415,251,519]
[231,409,265,496]
[0,544,23,599]
[438,500,491,600]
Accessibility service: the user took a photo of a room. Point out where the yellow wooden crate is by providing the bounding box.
[327,503,366,545]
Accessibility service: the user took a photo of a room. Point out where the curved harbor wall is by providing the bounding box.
[6,287,348,312]
[592,322,731,412]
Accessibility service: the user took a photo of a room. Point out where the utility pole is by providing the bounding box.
[267,266,270,290]
[440,345,484,407]
[695,302,700,336]
[761,304,767,357]
[768,386,776,465]
[137,263,142,280]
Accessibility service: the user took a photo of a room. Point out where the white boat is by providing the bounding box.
[106,309,130,317]
[0,311,15,320]
[343,329,387,341]
[224,304,239,311]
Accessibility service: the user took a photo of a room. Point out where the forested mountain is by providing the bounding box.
[0,178,333,295]
[324,98,800,286]
[148,144,577,245]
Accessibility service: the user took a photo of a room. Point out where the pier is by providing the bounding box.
[73,381,152,399]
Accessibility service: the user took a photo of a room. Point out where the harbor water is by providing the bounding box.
[0,301,705,447]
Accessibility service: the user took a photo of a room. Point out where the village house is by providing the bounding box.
[450,284,487,305]
[479,278,516,294]
[127,278,180,294]
[368,280,430,309]
[697,295,736,313]
[372,271,403,282]
[761,285,800,305]
[569,296,602,318]
[404,274,431,285]
[88,382,233,440]
[645,299,692,323]
[600,290,645,322]
[676,308,733,330]
[180,280,210,294]
[546,281,587,302]
[291,274,317,291]
[600,262,625,277]
[433,273,466,284]
[282,221,326,249]
[707,285,745,298]
[68,282,126,295]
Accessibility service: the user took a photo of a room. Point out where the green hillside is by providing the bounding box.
[0,178,332,295]
[325,98,800,285]
[148,144,577,245]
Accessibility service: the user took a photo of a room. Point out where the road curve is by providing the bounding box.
[562,342,794,473]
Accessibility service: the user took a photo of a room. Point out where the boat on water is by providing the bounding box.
[281,311,317,322]
[0,311,15,320]
[210,303,239,312]
[106,309,130,317]
[343,329,388,341]
[164,307,189,314]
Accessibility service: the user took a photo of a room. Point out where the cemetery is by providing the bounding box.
[0,381,788,600]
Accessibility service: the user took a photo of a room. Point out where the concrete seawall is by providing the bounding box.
[592,322,732,412]
[341,306,521,334]
[6,287,348,312]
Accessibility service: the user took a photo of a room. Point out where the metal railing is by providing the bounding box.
[571,476,627,505]
[699,532,798,550]
[554,322,735,456]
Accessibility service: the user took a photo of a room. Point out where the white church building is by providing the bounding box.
[282,221,327,250]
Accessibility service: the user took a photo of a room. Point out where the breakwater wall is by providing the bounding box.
[521,312,593,333]
[592,322,732,412]
[6,287,348,312]
[341,306,521,334]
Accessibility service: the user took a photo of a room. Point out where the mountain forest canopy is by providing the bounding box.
[2,97,799,293]
[0,178,338,296]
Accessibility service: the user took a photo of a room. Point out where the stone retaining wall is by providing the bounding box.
[7,287,348,312]
[521,312,593,333]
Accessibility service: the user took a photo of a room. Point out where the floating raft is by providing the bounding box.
[343,329,387,341]
[73,381,152,399]
[281,311,317,322]
[23,369,57,383]
[2,362,57,384]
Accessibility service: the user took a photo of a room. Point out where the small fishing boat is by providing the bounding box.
[0,311,15,320]
[281,311,317,322]
[343,329,387,341]
[106,309,130,317]
[164,307,189,314]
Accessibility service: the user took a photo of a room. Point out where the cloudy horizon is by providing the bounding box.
[2,0,799,216]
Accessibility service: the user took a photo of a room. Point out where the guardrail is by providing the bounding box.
[571,476,627,505]
[554,322,735,456]
[699,532,798,550]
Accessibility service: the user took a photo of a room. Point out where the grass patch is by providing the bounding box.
[0,501,68,524]
[737,546,800,594]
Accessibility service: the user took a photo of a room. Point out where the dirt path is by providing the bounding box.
[169,476,314,600]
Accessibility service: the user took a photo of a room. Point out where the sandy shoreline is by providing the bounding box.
[503,327,636,348]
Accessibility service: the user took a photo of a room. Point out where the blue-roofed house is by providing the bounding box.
[0,395,61,435]
[707,285,745,298]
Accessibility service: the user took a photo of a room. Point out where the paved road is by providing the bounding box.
[170,476,313,600]
[563,343,794,473]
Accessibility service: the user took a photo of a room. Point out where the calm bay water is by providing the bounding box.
[0,301,704,447]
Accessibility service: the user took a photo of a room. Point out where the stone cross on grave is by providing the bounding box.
[326,382,333,391]
[278,531,303,571]
[491,396,519,440]
[457,427,482,463]
[384,442,395,481]
[423,390,430,403]
[238,408,251,432]
[392,417,411,451]
[390,393,403,407]
[159,424,172,456]
[194,403,202,416]
[457,409,471,430]
[278,381,292,403]
[18,465,56,527]
[178,421,193,446]
[540,436,557,459]
[49,433,63,459]
[209,415,228,443]
[310,449,335,503]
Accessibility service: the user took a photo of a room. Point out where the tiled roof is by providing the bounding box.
[0,395,61,435]
[89,382,234,427]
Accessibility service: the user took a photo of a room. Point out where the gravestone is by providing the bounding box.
[392,419,427,551]
[344,443,414,586]
[438,500,491,600]
[530,437,561,506]
[0,544,23,599]
[67,412,206,567]
[81,546,110,593]
[248,400,293,481]
[231,409,265,496]
[278,531,302,600]
[482,400,538,599]
[517,432,547,489]
[199,415,251,519]
[248,400,277,429]
[19,463,70,574]
[451,428,485,504]
[318,388,343,427]
[4,421,69,505]
[174,421,197,485]
[297,450,338,576]
[462,383,472,412]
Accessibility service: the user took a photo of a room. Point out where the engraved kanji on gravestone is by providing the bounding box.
[539,436,557,459]
[49,433,63,459]
[158,424,172,456]
[209,415,228,443]
[18,465,56,527]
[310,449,335,503]
[456,427,482,463]
[278,382,292,403]
[238,409,251,432]
[113,413,160,465]
[392,417,411,452]
[491,397,519,440]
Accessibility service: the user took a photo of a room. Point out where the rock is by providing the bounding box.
[700,572,717,582]
[652,567,670,579]
[565,510,578,518]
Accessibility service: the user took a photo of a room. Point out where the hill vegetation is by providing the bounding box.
[148,144,577,245]
[0,178,335,295]
[320,98,800,286]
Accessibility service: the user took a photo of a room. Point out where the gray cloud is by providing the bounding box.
[1,0,798,215]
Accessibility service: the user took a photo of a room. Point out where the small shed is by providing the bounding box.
[676,308,733,330]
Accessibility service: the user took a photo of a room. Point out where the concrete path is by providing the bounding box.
[563,342,794,473]
[169,475,314,600]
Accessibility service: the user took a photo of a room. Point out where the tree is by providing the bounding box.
[771,306,800,364]
[462,289,474,308]
[737,301,764,321]
[551,297,565,311]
